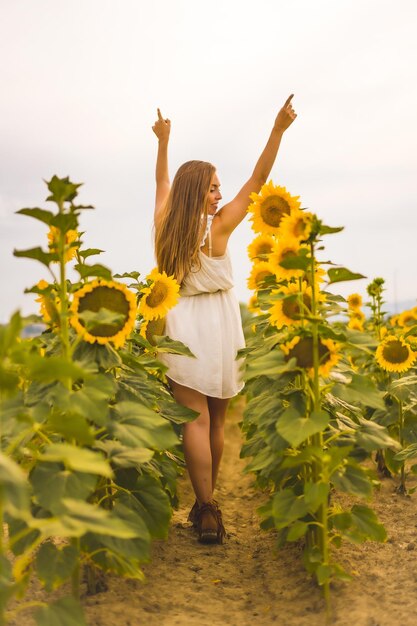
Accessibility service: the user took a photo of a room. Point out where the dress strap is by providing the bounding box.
[208,225,212,258]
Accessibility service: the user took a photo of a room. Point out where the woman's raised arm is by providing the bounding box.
[152,108,171,225]
[217,94,297,235]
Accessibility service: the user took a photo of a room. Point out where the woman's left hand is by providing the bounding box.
[274,94,297,132]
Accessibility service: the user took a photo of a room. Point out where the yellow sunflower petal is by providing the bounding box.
[268,283,312,329]
[248,182,301,235]
[139,271,180,320]
[268,239,305,281]
[375,335,416,373]
[247,234,276,261]
[347,293,363,310]
[278,209,313,242]
[70,279,137,348]
[48,226,79,263]
[247,261,276,291]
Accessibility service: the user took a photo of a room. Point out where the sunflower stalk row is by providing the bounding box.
[241,181,417,610]
[0,176,194,624]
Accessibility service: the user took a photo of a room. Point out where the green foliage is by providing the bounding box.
[1,175,195,623]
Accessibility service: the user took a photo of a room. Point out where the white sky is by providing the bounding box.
[1,0,416,322]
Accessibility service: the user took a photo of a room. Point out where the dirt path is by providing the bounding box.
[82,399,417,626]
[10,398,417,626]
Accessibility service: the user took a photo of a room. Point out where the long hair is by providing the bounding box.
[155,160,216,284]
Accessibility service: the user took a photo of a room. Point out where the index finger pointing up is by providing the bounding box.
[157,108,163,120]
[284,94,294,107]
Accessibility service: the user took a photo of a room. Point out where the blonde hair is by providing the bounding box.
[155,160,216,284]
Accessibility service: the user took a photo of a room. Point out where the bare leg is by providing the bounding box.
[169,379,213,504]
[208,397,229,491]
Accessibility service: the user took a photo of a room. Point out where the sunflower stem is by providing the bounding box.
[398,391,406,494]
[309,241,330,608]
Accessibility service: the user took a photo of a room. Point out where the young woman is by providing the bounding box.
[152,96,297,544]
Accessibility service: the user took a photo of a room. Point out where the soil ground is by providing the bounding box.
[9,398,417,626]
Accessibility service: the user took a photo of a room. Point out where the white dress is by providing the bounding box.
[160,227,245,399]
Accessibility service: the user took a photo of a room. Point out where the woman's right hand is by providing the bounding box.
[152,108,171,142]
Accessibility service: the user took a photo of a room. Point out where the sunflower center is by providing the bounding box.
[382,340,410,364]
[260,196,290,227]
[78,286,129,337]
[293,217,307,238]
[282,293,311,320]
[255,270,273,286]
[257,242,274,255]
[286,337,329,369]
[146,281,169,308]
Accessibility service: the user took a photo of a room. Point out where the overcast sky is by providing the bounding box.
[1,0,416,322]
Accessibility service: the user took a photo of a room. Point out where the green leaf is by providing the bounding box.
[95,441,154,469]
[276,408,330,448]
[0,311,22,357]
[13,246,56,267]
[152,335,195,357]
[36,542,78,591]
[350,505,386,542]
[304,482,330,513]
[34,596,87,626]
[74,263,112,280]
[331,463,373,499]
[327,267,366,284]
[46,175,82,204]
[27,355,97,384]
[31,463,97,513]
[46,410,94,445]
[78,308,126,332]
[278,250,310,271]
[38,444,113,477]
[271,489,308,530]
[394,443,417,462]
[356,417,400,452]
[319,224,344,235]
[50,212,78,233]
[0,453,31,519]
[245,349,297,381]
[125,474,171,539]
[111,401,179,450]
[78,248,104,259]
[332,373,385,410]
[16,207,54,225]
[287,521,308,541]
[114,271,141,280]
[316,564,331,586]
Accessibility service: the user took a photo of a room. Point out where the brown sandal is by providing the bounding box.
[196,501,226,544]
[187,500,199,527]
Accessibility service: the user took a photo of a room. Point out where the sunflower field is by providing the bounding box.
[1,176,417,623]
[241,181,417,608]
[0,176,193,625]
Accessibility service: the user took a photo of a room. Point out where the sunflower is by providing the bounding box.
[278,209,313,242]
[139,270,180,321]
[397,309,417,328]
[347,293,363,310]
[282,335,340,377]
[70,279,137,348]
[139,317,166,343]
[248,294,260,314]
[48,226,79,263]
[347,318,364,331]
[268,283,312,329]
[247,234,276,261]
[35,280,61,324]
[375,335,416,373]
[269,239,306,281]
[247,181,301,235]
[247,261,276,291]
